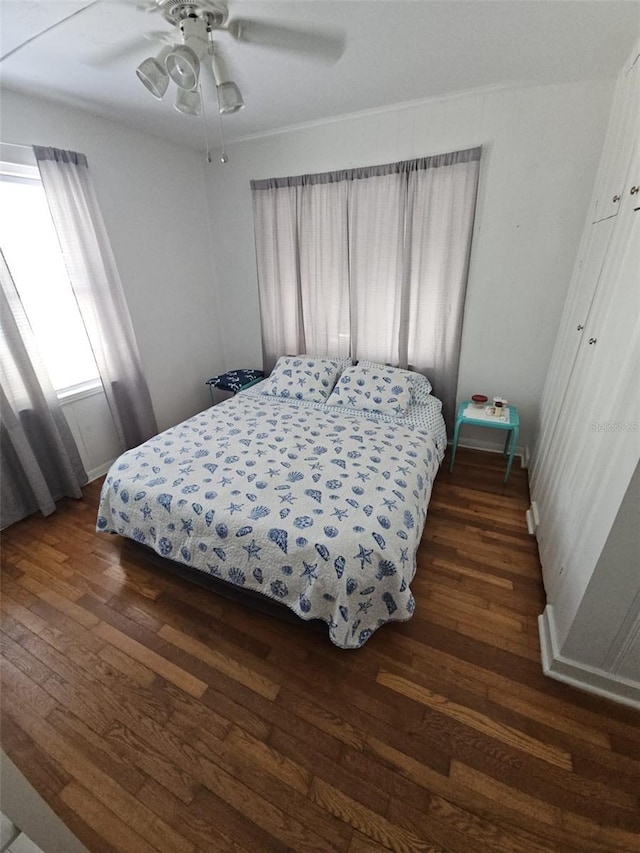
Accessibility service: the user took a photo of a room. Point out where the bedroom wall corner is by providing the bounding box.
[203,157,264,371]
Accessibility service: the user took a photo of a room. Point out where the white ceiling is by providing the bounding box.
[1,1,639,151]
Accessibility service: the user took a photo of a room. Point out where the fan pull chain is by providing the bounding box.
[218,110,229,164]
[199,83,229,164]
[199,84,213,164]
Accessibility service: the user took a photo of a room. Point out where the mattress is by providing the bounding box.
[97,388,445,648]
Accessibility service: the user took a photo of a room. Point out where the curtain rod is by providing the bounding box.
[1,142,34,151]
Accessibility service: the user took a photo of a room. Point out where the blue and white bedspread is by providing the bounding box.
[97,390,445,649]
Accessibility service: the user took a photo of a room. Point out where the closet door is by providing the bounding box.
[537,150,639,618]
[555,230,638,643]
[532,46,639,589]
[530,216,614,497]
[531,54,638,503]
[591,53,639,224]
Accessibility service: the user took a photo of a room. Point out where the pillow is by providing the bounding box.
[302,354,352,370]
[261,356,342,402]
[326,364,413,417]
[357,359,432,402]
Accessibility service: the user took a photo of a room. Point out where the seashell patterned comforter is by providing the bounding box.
[97,388,446,648]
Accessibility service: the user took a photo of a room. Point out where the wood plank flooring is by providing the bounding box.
[1,447,639,853]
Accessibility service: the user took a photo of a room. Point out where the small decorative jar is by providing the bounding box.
[492,397,507,417]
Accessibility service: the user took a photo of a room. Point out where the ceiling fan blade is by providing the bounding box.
[106,0,157,8]
[142,30,176,46]
[227,18,345,63]
[85,33,153,67]
[85,28,174,67]
[136,1,162,12]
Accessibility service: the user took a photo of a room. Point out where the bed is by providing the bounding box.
[97,357,446,648]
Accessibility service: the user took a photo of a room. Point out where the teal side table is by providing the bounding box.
[449,400,520,483]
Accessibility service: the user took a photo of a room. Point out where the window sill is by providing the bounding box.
[57,379,103,405]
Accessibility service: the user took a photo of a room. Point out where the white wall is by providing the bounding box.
[0,79,616,458]
[59,388,123,481]
[203,79,614,449]
[1,90,225,436]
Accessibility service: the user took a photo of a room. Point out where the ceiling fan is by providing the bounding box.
[134,1,244,118]
[1,0,346,119]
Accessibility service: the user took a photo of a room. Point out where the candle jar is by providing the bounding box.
[492,397,507,417]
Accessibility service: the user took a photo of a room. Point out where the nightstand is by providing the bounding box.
[206,369,264,404]
[449,400,520,483]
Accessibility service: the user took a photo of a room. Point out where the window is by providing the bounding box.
[251,147,481,424]
[0,158,100,396]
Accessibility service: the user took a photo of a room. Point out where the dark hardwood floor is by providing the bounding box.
[1,447,639,852]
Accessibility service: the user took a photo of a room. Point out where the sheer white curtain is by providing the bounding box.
[404,152,482,410]
[251,148,481,424]
[1,250,86,529]
[252,178,351,363]
[348,171,406,365]
[252,182,303,360]
[299,180,350,359]
[34,146,158,450]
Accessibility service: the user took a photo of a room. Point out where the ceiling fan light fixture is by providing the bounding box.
[216,80,244,114]
[174,86,202,116]
[136,46,172,100]
[180,16,210,58]
[166,44,200,90]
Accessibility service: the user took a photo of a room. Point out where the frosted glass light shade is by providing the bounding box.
[174,87,201,116]
[166,45,200,91]
[216,81,244,114]
[136,54,169,100]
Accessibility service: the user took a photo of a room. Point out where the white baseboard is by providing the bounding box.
[86,459,115,483]
[531,500,540,526]
[449,437,525,467]
[538,606,640,710]
[526,508,536,535]
[1,750,88,853]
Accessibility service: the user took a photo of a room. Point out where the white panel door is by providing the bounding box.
[533,43,639,600]
[553,215,639,643]
[531,215,614,501]
[532,51,638,505]
[537,157,640,618]
[591,53,639,224]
